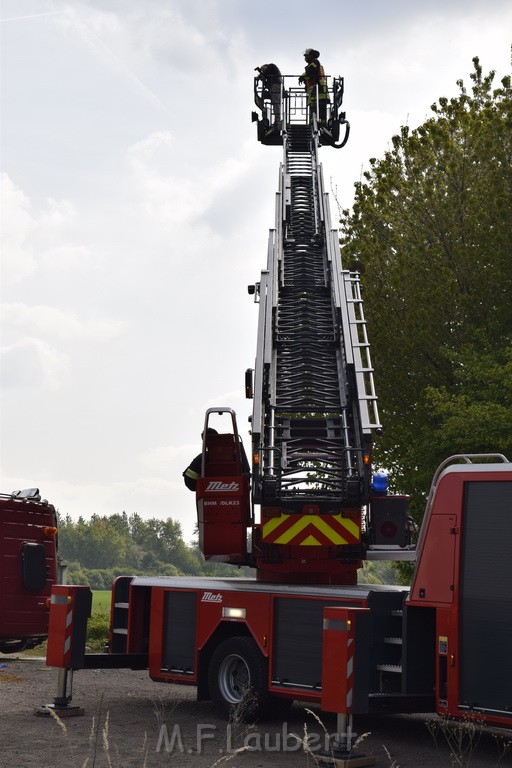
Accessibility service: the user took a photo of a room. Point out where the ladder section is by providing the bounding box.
[266,125,356,505]
[250,116,380,512]
[276,129,343,413]
[342,273,380,432]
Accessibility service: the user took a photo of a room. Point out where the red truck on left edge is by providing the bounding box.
[0,488,59,653]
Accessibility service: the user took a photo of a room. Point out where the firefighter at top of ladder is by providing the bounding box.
[299,48,329,122]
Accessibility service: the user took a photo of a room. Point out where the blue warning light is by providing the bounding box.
[372,471,388,495]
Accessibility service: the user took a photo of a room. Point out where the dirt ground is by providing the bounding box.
[0,655,511,768]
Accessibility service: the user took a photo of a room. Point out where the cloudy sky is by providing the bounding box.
[1,0,510,542]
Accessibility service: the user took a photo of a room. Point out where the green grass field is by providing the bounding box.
[91,589,111,612]
[14,590,112,657]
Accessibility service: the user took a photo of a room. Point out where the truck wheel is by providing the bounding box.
[208,636,268,720]
[0,640,28,654]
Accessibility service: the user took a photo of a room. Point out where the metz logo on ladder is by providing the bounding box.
[205,481,240,492]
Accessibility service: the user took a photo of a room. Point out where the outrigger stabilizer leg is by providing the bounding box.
[35,667,85,718]
[35,585,92,717]
[319,607,376,766]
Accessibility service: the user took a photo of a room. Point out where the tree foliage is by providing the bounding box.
[58,511,250,588]
[339,58,512,520]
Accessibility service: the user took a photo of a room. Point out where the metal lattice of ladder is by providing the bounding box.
[251,98,379,509]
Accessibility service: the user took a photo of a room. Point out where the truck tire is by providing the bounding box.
[0,640,28,654]
[209,636,266,719]
[208,635,292,721]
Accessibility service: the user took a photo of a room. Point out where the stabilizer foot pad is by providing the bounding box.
[34,704,85,718]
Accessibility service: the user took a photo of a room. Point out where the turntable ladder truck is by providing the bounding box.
[43,73,512,738]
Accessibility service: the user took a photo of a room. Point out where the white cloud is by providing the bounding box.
[126,131,207,226]
[39,244,93,271]
[0,337,70,390]
[0,173,38,280]
[141,443,197,472]
[0,173,94,283]
[1,303,125,342]
[126,130,267,241]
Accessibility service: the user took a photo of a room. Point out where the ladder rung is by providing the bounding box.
[285,452,339,460]
[377,664,402,673]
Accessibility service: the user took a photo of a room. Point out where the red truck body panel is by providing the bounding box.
[407,463,512,729]
[123,576,406,705]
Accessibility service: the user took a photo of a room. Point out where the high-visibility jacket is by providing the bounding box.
[183,438,251,491]
[303,59,328,104]
[183,453,201,491]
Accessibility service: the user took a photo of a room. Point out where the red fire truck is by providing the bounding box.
[44,73,512,738]
[0,488,59,653]
[45,452,512,732]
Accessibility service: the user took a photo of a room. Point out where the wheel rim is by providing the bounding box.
[217,653,251,703]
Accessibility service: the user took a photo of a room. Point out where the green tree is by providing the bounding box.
[57,510,248,580]
[339,57,512,520]
[423,341,512,460]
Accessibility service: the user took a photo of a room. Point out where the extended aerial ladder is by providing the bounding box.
[249,77,378,510]
[197,74,413,584]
